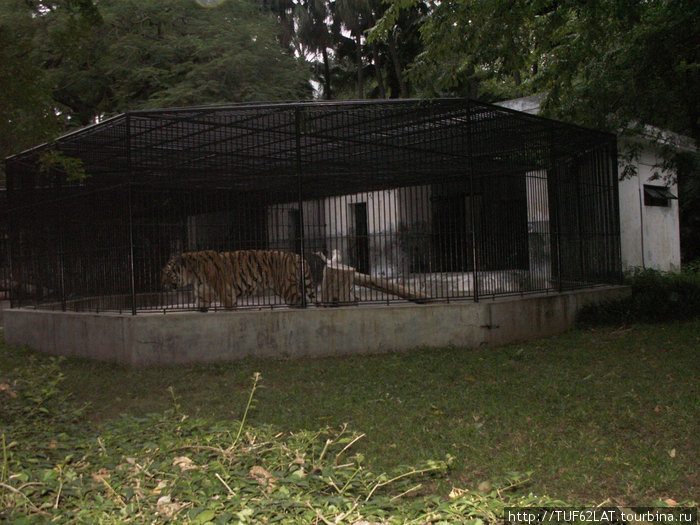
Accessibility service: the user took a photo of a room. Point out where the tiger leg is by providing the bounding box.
[284,281,309,307]
[219,284,238,310]
[212,254,237,310]
[276,254,314,307]
[194,280,214,312]
[286,286,303,308]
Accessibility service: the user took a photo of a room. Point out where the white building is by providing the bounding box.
[498,96,692,273]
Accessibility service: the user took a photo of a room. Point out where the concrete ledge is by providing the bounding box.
[3,286,629,366]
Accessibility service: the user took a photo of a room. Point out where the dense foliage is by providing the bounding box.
[0,2,62,159]
[0,0,311,162]
[371,0,699,140]
[577,267,700,326]
[3,0,698,139]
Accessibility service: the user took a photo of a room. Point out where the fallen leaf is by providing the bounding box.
[668,448,676,458]
[156,494,187,518]
[250,466,275,481]
[290,468,306,479]
[152,480,168,495]
[0,383,17,398]
[449,487,469,499]
[664,498,677,507]
[249,466,277,492]
[292,450,306,465]
[91,469,111,482]
[477,481,492,492]
[173,456,197,472]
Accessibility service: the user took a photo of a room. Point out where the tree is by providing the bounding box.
[295,0,339,99]
[371,0,541,101]
[2,0,313,139]
[73,0,312,118]
[254,0,425,100]
[365,0,426,99]
[335,0,425,99]
[374,0,699,140]
[537,0,699,142]
[335,0,375,98]
[373,0,700,262]
[0,0,97,164]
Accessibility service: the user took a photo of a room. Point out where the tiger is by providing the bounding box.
[161,249,316,311]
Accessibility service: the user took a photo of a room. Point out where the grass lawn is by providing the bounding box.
[2,319,698,506]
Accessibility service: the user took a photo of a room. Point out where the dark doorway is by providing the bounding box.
[432,193,472,272]
[352,202,370,274]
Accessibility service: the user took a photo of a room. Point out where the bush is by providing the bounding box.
[0,354,86,434]
[682,259,700,275]
[577,267,700,325]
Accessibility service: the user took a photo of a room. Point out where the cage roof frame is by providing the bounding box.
[5,98,616,201]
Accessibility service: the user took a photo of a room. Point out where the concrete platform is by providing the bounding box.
[2,286,629,366]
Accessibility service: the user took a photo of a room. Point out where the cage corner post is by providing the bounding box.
[549,123,564,294]
[467,99,480,303]
[126,112,137,315]
[5,159,16,309]
[57,193,67,312]
[610,138,623,284]
[294,105,308,308]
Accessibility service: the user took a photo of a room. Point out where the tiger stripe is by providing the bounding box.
[161,249,315,311]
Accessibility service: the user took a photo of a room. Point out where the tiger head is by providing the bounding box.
[161,254,183,290]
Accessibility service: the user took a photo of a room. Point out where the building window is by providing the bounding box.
[643,185,677,207]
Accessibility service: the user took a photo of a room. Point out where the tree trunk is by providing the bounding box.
[371,44,387,99]
[387,32,408,98]
[322,47,332,100]
[513,68,522,87]
[353,272,429,303]
[355,33,364,99]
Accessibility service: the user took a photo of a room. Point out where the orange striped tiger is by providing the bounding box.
[162,250,315,311]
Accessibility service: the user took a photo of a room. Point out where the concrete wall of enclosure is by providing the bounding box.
[4,99,622,314]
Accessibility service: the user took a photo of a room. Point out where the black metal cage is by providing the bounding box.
[4,99,621,313]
